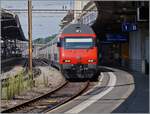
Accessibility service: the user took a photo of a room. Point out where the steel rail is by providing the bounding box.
[43,81,89,113]
[1,81,68,113]
[1,59,90,113]
[1,81,89,113]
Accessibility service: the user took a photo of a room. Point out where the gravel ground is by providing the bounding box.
[1,66,24,80]
[1,66,66,111]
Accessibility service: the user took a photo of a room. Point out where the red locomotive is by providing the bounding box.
[45,24,98,79]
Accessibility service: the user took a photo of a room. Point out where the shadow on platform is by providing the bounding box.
[112,70,149,113]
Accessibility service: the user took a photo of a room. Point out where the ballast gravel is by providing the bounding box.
[1,66,66,111]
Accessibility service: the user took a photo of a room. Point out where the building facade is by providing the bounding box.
[75,1,149,74]
[74,0,90,21]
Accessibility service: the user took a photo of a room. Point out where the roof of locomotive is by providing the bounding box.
[61,23,95,34]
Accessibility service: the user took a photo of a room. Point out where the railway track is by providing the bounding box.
[32,58,49,67]
[1,59,41,87]
[2,81,89,113]
[1,58,27,73]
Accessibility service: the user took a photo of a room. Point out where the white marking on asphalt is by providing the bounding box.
[98,72,104,86]
[82,73,104,95]
[65,72,117,114]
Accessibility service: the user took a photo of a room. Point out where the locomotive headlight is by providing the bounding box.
[64,60,71,63]
[88,59,96,63]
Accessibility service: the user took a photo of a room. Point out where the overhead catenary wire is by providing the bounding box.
[5,9,98,12]
[3,9,98,14]
[1,0,90,1]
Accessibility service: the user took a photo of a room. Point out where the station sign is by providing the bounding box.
[122,22,137,32]
[106,34,128,42]
[100,41,113,44]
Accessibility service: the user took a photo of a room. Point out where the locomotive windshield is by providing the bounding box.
[64,37,94,49]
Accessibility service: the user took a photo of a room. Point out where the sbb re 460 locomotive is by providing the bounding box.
[49,23,98,79]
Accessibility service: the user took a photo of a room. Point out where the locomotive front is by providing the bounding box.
[58,24,98,79]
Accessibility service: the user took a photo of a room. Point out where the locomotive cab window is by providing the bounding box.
[63,37,95,49]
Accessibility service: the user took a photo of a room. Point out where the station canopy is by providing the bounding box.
[1,9,27,41]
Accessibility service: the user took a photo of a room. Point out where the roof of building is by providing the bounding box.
[60,10,74,29]
[1,9,27,41]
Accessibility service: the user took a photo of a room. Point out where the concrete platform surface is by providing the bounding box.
[48,66,149,113]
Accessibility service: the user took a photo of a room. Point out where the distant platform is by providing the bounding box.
[1,57,22,64]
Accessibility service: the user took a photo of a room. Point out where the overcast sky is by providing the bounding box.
[1,0,74,40]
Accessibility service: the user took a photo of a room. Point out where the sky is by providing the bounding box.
[1,0,74,40]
